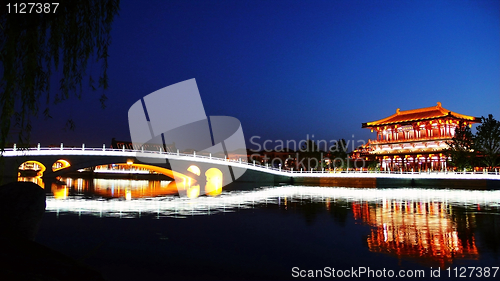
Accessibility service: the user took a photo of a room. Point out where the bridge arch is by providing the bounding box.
[127,163,193,182]
[186,183,201,199]
[19,160,46,177]
[205,168,223,196]
[187,165,201,176]
[52,159,71,172]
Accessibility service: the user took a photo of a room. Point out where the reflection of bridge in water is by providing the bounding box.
[43,184,500,217]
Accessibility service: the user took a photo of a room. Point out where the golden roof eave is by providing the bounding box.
[362,102,481,128]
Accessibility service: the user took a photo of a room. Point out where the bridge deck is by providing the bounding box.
[2,147,500,180]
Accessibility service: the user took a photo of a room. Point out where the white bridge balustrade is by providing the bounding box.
[2,144,500,180]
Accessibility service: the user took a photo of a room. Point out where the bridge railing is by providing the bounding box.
[4,144,500,176]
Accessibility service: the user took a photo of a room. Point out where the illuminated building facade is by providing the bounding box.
[360,102,481,171]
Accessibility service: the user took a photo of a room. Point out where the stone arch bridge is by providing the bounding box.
[2,146,499,190]
[0,146,292,188]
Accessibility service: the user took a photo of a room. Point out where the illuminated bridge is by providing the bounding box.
[2,145,500,189]
[0,145,291,187]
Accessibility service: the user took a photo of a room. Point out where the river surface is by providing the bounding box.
[27,177,500,280]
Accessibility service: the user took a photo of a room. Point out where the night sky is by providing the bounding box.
[29,0,499,151]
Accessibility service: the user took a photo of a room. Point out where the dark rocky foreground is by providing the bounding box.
[0,181,105,281]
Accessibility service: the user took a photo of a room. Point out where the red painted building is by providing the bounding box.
[359,102,480,171]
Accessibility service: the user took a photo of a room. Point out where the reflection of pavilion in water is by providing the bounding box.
[352,200,478,267]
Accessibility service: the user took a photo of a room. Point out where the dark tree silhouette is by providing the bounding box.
[299,139,323,170]
[474,114,500,169]
[445,122,475,170]
[0,0,120,149]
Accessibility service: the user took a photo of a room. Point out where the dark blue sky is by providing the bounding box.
[31,0,499,151]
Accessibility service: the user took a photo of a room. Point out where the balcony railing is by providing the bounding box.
[369,135,453,145]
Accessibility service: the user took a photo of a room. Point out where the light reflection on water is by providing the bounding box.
[46,185,500,217]
[25,177,500,269]
[38,177,500,219]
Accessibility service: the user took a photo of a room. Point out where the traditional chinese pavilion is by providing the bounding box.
[360,102,481,171]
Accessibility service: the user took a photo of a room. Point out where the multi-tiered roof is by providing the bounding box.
[362,102,480,128]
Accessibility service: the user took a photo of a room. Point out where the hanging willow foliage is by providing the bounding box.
[0,0,120,149]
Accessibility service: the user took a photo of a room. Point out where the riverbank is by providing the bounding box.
[292,176,500,189]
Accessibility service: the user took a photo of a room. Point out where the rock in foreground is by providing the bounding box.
[0,181,46,240]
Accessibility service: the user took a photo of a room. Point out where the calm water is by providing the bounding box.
[30,177,500,280]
